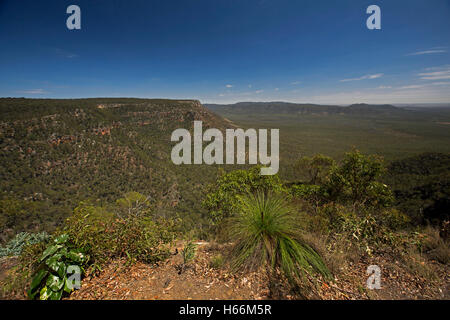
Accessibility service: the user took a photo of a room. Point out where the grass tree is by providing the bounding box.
[228,192,331,296]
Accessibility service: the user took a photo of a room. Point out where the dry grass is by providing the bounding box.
[401,249,438,281]
[422,226,450,265]
[209,254,225,269]
[302,232,360,275]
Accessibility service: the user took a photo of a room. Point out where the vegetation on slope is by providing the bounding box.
[384,152,450,224]
[1,150,448,300]
[0,98,229,242]
[0,98,448,300]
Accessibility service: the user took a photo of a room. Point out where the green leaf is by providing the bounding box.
[63,276,71,293]
[27,287,39,300]
[30,268,48,291]
[58,247,68,257]
[46,255,62,271]
[40,245,62,262]
[48,288,63,300]
[39,286,50,300]
[46,274,64,292]
[57,263,67,278]
[53,234,69,244]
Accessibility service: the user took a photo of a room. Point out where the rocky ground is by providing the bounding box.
[1,241,448,300]
[68,242,449,300]
[69,242,269,300]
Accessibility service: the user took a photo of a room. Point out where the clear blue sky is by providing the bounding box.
[1,0,449,104]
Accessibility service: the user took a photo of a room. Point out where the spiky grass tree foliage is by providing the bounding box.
[229,192,331,291]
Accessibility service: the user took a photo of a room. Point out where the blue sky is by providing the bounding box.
[1,0,450,104]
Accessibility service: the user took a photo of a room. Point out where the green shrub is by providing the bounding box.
[64,200,177,271]
[300,194,412,255]
[326,150,394,208]
[300,203,355,234]
[290,184,327,203]
[203,166,286,224]
[111,214,176,264]
[331,208,408,255]
[0,232,49,258]
[294,154,335,185]
[63,202,115,267]
[178,241,197,274]
[181,241,197,265]
[380,208,411,230]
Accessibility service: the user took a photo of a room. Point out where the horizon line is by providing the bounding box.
[1,96,450,107]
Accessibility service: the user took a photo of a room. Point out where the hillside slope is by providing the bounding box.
[0,98,229,242]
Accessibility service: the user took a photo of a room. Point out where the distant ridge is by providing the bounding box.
[204,101,404,115]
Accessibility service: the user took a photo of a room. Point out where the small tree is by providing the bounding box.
[326,150,393,208]
[294,154,335,185]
